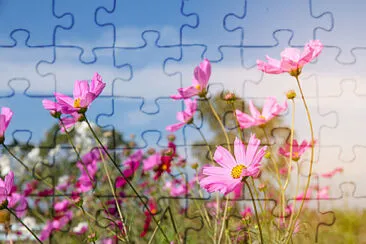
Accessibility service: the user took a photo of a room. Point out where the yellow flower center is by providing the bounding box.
[259,115,266,120]
[74,98,81,108]
[162,164,168,171]
[195,84,201,90]
[292,152,300,161]
[231,164,246,179]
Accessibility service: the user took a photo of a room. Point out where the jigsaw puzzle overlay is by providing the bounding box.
[0,0,365,243]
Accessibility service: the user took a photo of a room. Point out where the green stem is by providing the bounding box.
[245,180,264,244]
[83,116,170,243]
[206,97,232,153]
[7,207,42,243]
[2,144,29,171]
[285,76,315,242]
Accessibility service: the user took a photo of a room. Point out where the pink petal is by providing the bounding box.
[245,134,261,167]
[234,137,246,165]
[213,146,237,169]
[166,122,185,132]
[235,109,257,129]
[4,171,14,194]
[171,86,199,100]
[90,72,106,97]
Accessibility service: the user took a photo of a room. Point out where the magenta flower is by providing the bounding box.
[0,107,13,143]
[0,171,27,217]
[199,135,267,195]
[279,139,313,161]
[171,59,211,99]
[42,99,62,118]
[257,40,323,76]
[59,112,84,132]
[166,99,197,132]
[316,186,329,199]
[241,207,253,219]
[55,73,106,114]
[143,153,161,172]
[235,97,287,129]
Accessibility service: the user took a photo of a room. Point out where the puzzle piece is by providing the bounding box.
[0,0,72,46]
[112,32,181,112]
[96,0,195,47]
[0,31,55,96]
[181,0,245,60]
[318,80,366,161]
[37,46,129,96]
[226,0,332,46]
[312,0,366,63]
[54,0,114,62]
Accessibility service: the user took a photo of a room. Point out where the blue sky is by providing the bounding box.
[1,0,366,204]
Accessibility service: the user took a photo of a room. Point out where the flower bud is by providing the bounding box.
[286,90,296,100]
[224,92,236,103]
[147,148,156,155]
[167,134,176,142]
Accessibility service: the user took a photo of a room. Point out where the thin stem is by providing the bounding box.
[59,119,94,184]
[83,116,170,243]
[217,197,229,243]
[192,123,214,162]
[283,99,296,191]
[231,103,243,142]
[3,137,122,240]
[206,97,232,153]
[245,180,264,244]
[285,76,315,242]
[100,150,129,242]
[2,144,29,171]
[6,208,42,243]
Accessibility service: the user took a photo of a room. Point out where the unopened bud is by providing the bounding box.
[286,90,296,100]
[191,163,199,170]
[147,148,156,155]
[258,183,267,191]
[224,92,236,103]
[168,134,176,142]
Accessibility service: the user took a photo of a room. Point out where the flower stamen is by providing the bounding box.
[231,164,246,179]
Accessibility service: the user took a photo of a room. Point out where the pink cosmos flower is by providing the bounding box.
[257,40,323,76]
[166,99,197,132]
[54,199,69,213]
[42,99,62,118]
[295,189,311,201]
[235,97,287,129]
[171,59,211,99]
[164,179,188,197]
[59,112,84,132]
[199,134,267,195]
[320,167,343,178]
[141,200,158,237]
[40,210,73,241]
[316,186,329,199]
[0,107,13,142]
[0,171,28,217]
[143,152,161,172]
[279,139,313,161]
[55,73,106,114]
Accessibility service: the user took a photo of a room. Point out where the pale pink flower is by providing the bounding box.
[279,139,313,161]
[166,99,197,132]
[295,189,311,201]
[241,207,252,219]
[0,171,27,217]
[73,222,88,235]
[171,59,211,99]
[59,112,84,132]
[164,179,188,197]
[143,153,161,172]
[320,167,343,178]
[0,107,13,142]
[257,40,323,76]
[235,97,287,129]
[316,186,329,199]
[199,135,267,195]
[55,73,106,114]
[42,99,62,118]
